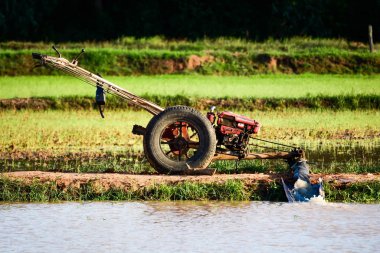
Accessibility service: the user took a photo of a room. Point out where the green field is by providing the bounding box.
[1,109,379,151]
[1,109,378,175]
[1,75,379,99]
[1,38,380,202]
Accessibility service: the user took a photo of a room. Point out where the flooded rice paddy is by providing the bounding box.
[0,201,379,253]
[1,144,379,174]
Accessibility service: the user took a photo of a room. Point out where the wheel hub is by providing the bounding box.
[170,136,190,155]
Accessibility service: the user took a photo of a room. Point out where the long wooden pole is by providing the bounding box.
[369,25,374,53]
[39,54,164,115]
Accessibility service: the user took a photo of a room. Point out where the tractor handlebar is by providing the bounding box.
[31,47,165,116]
[32,53,45,60]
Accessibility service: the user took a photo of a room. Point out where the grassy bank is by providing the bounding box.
[1,176,379,203]
[0,178,254,202]
[2,37,380,75]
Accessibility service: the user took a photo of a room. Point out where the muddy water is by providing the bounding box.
[0,202,379,253]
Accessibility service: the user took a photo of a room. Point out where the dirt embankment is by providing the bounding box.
[2,171,379,191]
[2,52,380,75]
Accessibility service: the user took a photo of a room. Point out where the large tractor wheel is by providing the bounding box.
[143,106,217,174]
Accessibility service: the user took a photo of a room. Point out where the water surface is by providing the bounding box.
[0,201,379,253]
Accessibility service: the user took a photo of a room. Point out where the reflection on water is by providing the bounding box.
[1,201,379,253]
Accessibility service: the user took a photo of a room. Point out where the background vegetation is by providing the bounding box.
[2,37,380,75]
[1,0,379,42]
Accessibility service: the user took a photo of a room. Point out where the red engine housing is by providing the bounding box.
[216,111,260,135]
[207,110,260,152]
[207,109,260,153]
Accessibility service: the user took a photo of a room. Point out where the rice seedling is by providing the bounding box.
[0,109,378,174]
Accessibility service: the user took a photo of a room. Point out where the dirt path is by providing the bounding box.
[2,171,379,190]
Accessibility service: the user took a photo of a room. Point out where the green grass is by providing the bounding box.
[324,181,380,203]
[0,177,252,202]
[1,176,379,203]
[1,75,379,99]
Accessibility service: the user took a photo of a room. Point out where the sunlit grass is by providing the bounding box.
[0,109,378,153]
[1,74,379,99]
[1,109,378,175]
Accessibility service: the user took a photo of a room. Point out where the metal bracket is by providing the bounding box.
[72,49,85,65]
[52,45,61,58]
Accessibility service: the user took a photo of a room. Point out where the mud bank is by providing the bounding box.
[3,171,380,188]
[1,171,379,202]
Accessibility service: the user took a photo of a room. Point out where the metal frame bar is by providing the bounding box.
[213,151,299,161]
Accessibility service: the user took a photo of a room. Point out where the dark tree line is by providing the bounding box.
[0,0,379,42]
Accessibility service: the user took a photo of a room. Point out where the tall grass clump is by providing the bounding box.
[0,178,250,202]
[324,181,380,203]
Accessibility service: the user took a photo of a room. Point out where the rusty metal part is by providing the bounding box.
[33,53,164,115]
[132,125,146,136]
[160,122,200,161]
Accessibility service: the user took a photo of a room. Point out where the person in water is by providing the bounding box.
[282,158,325,202]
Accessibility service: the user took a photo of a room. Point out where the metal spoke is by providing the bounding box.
[178,121,182,138]
[188,141,199,149]
[160,121,198,162]
[189,132,198,139]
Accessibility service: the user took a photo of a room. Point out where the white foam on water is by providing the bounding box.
[308,195,326,204]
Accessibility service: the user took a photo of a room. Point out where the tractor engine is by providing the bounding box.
[207,110,260,154]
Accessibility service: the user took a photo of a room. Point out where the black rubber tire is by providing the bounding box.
[143,106,217,174]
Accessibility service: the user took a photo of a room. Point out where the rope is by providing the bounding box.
[250,137,299,149]
[249,143,289,153]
